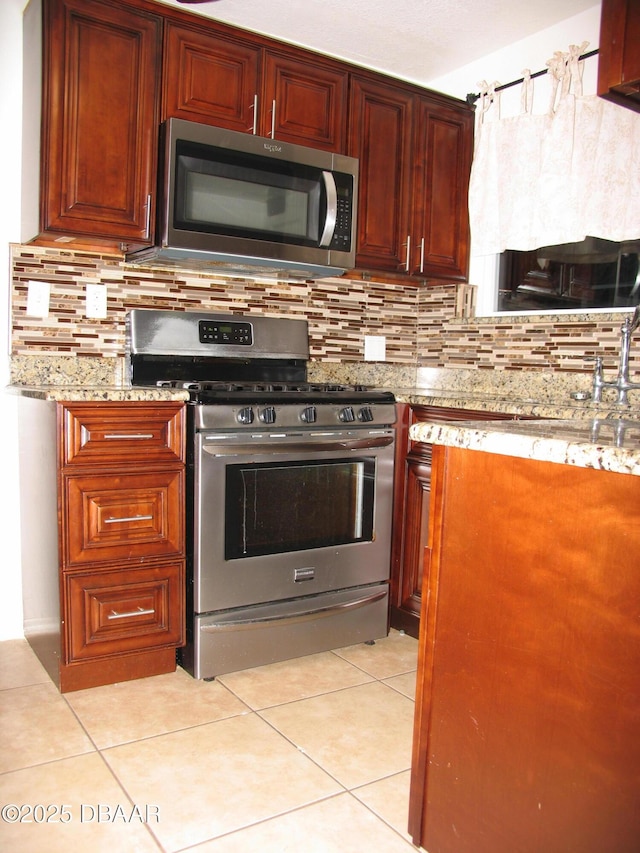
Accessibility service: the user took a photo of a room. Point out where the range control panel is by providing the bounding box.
[199,320,253,346]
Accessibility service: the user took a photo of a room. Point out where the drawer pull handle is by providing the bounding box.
[108,606,155,620]
[103,433,154,440]
[104,514,154,524]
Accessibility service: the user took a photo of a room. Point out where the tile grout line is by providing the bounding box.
[61,693,168,852]
[1,637,419,850]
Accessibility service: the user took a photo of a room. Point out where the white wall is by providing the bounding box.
[1,0,28,639]
[426,5,602,105]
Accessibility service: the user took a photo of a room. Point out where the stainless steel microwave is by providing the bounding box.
[126,118,359,278]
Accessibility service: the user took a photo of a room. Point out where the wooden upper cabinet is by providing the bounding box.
[598,0,640,113]
[41,0,161,247]
[348,74,473,280]
[412,100,473,280]
[162,21,347,151]
[348,76,414,272]
[36,0,471,274]
[162,21,261,133]
[262,53,347,151]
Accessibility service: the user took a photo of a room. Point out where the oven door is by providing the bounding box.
[192,428,395,614]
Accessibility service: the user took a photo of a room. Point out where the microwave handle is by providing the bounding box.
[319,170,338,248]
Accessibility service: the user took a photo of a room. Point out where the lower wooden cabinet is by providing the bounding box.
[65,562,184,661]
[409,445,640,851]
[390,404,533,638]
[63,468,184,566]
[22,399,186,693]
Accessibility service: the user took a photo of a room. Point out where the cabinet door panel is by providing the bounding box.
[263,54,347,150]
[348,77,413,271]
[399,453,431,615]
[63,469,184,566]
[66,562,184,660]
[163,22,261,130]
[413,101,473,279]
[43,0,160,241]
[61,402,185,466]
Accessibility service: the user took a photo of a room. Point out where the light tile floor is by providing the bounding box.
[0,630,419,852]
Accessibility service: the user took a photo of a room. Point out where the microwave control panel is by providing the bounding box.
[199,320,253,346]
[329,174,354,251]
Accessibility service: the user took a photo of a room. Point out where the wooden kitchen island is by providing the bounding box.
[407,418,640,853]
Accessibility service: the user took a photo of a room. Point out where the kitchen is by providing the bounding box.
[2,0,639,850]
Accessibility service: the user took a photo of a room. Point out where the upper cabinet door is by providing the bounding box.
[411,100,473,280]
[163,23,347,151]
[598,0,640,113]
[262,53,347,151]
[348,76,414,273]
[42,0,161,245]
[162,22,261,132]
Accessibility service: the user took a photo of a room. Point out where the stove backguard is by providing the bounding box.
[127,308,310,388]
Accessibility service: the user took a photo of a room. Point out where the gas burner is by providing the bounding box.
[155,377,393,405]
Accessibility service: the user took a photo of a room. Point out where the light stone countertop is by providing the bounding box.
[310,363,640,420]
[394,388,640,421]
[409,418,640,476]
[8,357,640,420]
[8,385,190,402]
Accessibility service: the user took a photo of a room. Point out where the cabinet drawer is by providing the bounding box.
[65,563,184,661]
[63,468,184,566]
[61,403,185,466]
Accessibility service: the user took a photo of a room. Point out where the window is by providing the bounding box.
[473,237,640,316]
[496,237,640,312]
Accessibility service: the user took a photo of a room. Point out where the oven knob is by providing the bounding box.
[358,406,374,422]
[300,405,317,424]
[339,406,356,423]
[259,406,276,424]
[237,406,254,425]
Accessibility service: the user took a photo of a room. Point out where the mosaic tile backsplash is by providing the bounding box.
[10,245,640,380]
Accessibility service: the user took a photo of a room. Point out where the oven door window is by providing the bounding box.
[225,458,375,559]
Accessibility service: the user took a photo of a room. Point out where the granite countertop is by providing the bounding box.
[8,359,640,423]
[393,387,640,420]
[410,417,640,476]
[311,362,640,420]
[8,385,190,402]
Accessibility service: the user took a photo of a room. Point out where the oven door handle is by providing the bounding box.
[200,588,387,632]
[202,434,394,455]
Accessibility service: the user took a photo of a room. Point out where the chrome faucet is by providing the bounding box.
[591,306,640,406]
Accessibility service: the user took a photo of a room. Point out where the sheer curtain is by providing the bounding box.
[468,46,640,258]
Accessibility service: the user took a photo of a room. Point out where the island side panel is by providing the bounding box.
[412,444,640,853]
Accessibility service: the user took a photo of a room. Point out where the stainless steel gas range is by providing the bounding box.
[127,308,396,679]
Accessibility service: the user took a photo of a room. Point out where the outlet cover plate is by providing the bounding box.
[86,283,107,319]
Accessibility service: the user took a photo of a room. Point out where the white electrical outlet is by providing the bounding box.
[26,280,50,318]
[364,335,386,361]
[85,283,107,318]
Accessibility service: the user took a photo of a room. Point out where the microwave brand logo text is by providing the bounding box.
[263,143,283,153]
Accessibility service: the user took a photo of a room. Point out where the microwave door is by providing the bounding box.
[318,171,337,248]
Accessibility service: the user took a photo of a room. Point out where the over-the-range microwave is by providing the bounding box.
[126,118,359,278]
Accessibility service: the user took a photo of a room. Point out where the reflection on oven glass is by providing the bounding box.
[225,459,375,558]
